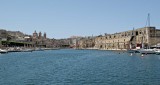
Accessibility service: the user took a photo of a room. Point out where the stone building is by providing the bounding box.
[38,32,42,39]
[32,31,48,47]
[44,32,46,39]
[0,29,56,48]
[0,29,7,40]
[79,27,160,50]
[32,31,38,41]
[67,36,83,48]
[77,36,95,49]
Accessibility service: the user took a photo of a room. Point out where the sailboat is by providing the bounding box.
[139,48,155,54]
[138,13,155,54]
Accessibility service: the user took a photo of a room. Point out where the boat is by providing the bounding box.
[154,49,160,55]
[127,49,140,53]
[138,14,156,54]
[138,49,155,54]
[34,48,44,51]
[0,49,8,54]
[41,48,60,50]
[7,47,21,52]
[7,47,33,52]
[21,49,33,52]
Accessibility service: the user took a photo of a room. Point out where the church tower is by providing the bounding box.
[44,32,46,39]
[39,31,42,39]
[33,30,38,38]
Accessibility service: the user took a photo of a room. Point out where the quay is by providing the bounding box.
[0,27,160,55]
[0,47,60,54]
[76,27,160,54]
[0,30,61,54]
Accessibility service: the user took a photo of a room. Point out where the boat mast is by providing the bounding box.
[147,13,150,49]
[148,13,150,27]
[143,13,150,49]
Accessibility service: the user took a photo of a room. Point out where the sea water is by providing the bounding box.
[0,49,160,85]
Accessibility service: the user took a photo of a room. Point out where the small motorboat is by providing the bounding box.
[138,49,155,54]
[0,49,8,54]
[127,49,140,53]
[21,49,33,52]
[154,50,160,55]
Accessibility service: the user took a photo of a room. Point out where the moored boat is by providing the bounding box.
[127,49,140,53]
[21,49,33,52]
[0,49,8,54]
[138,49,155,54]
[34,48,44,51]
[154,49,160,55]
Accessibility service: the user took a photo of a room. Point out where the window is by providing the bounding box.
[128,33,130,36]
[139,32,141,34]
[136,31,138,35]
[125,33,126,36]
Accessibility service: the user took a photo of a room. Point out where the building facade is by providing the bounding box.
[77,36,95,49]
[32,31,48,47]
[78,27,160,50]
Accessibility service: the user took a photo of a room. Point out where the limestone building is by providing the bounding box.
[32,31,47,47]
[78,37,95,49]
[78,27,160,50]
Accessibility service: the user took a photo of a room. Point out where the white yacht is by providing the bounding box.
[0,49,8,53]
[138,49,155,54]
[154,49,160,55]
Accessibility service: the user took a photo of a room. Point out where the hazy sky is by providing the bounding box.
[0,0,160,39]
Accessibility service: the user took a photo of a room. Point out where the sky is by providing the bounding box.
[0,0,160,39]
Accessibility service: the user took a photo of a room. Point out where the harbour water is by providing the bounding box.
[0,49,160,85]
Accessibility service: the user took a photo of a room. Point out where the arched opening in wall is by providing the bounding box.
[150,30,152,33]
[144,44,148,49]
[125,32,127,36]
[100,45,102,48]
[86,44,88,48]
[124,43,126,49]
[117,42,119,49]
[136,31,138,35]
[92,43,95,47]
